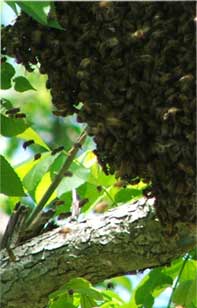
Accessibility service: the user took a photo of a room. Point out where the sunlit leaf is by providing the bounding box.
[102,289,124,304]
[111,276,132,293]
[1,62,15,89]
[0,155,25,196]
[80,294,97,308]
[77,150,97,168]
[23,153,58,199]
[13,76,36,92]
[17,127,50,150]
[0,113,28,137]
[16,158,38,180]
[179,259,197,282]
[101,303,121,308]
[35,172,56,204]
[88,163,116,187]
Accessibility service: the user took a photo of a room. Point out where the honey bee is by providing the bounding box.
[51,146,64,155]
[93,201,108,213]
[15,113,26,118]
[59,226,72,235]
[23,140,34,149]
[6,107,20,115]
[34,153,42,160]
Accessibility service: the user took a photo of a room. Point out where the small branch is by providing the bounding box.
[0,203,30,250]
[71,188,80,219]
[25,130,87,228]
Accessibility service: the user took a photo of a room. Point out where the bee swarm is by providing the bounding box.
[2,2,196,225]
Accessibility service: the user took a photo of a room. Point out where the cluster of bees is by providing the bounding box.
[2,2,195,225]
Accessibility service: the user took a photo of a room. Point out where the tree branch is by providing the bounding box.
[0,198,196,308]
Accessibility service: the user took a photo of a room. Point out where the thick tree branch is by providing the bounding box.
[0,198,196,308]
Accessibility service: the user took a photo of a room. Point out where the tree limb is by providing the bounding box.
[0,197,196,308]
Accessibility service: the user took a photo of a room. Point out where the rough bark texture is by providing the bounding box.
[0,198,196,308]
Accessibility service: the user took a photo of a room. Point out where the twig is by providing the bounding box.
[167,253,190,308]
[71,188,80,219]
[25,130,87,228]
[0,203,30,250]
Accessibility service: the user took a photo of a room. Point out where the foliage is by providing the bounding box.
[0,2,196,308]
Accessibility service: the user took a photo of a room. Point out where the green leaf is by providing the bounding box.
[1,62,15,89]
[65,278,91,290]
[101,302,121,308]
[56,161,90,195]
[15,1,64,30]
[179,259,197,282]
[148,268,173,290]
[0,155,25,196]
[102,290,124,304]
[78,287,103,301]
[17,127,50,150]
[0,98,13,112]
[13,76,36,92]
[57,175,86,196]
[23,153,58,199]
[49,294,75,308]
[16,158,38,180]
[55,191,72,215]
[135,292,154,308]
[77,182,100,212]
[88,163,116,187]
[35,172,56,204]
[110,276,132,293]
[64,278,103,301]
[80,294,97,308]
[16,1,49,25]
[152,258,183,298]
[114,188,142,203]
[129,258,183,307]
[134,269,173,308]
[0,113,28,137]
[47,1,64,30]
[5,1,19,15]
[172,279,197,306]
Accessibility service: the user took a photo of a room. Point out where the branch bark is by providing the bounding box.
[0,197,196,308]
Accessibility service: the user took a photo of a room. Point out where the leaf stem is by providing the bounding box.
[167,253,190,308]
[102,187,116,206]
[25,130,87,228]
